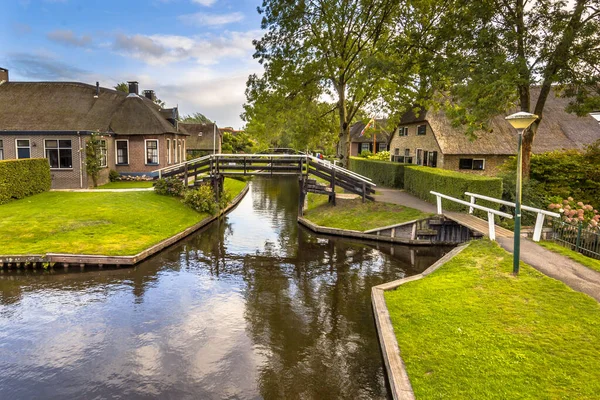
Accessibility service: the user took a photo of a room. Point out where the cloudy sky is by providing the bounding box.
[0,0,265,128]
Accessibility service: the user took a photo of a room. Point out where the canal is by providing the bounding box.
[0,177,450,399]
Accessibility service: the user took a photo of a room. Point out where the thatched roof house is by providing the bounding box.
[389,88,600,174]
[179,122,222,155]
[0,74,189,188]
[345,118,391,157]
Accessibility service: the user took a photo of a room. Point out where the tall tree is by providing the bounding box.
[181,112,213,123]
[250,0,397,165]
[114,82,128,93]
[444,0,600,177]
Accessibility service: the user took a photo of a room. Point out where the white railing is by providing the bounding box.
[430,191,513,241]
[465,192,560,242]
[307,155,375,185]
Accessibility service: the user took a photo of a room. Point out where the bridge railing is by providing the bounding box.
[152,154,211,179]
[307,155,375,186]
[430,191,513,241]
[465,192,560,242]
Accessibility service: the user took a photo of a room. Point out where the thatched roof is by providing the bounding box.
[404,88,599,155]
[0,81,183,135]
[180,122,221,150]
[349,119,391,143]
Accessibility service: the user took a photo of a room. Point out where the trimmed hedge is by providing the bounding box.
[0,159,51,204]
[404,166,503,212]
[349,157,406,188]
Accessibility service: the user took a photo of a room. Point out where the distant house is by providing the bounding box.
[388,88,600,175]
[180,122,222,157]
[343,119,391,157]
[0,70,189,188]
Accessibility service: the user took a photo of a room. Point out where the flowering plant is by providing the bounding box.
[548,197,599,230]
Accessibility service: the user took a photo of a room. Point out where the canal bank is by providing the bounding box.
[0,177,451,399]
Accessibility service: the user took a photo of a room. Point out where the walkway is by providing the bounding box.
[375,187,600,302]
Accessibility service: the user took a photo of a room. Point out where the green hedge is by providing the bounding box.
[0,159,51,204]
[349,157,406,188]
[404,166,503,212]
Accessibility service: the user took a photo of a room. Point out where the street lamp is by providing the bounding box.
[505,111,538,275]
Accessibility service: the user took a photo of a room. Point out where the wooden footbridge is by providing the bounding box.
[152,153,376,206]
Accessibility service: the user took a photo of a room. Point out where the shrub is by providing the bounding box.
[404,165,503,212]
[349,157,406,188]
[183,184,218,214]
[109,170,120,182]
[0,159,51,204]
[368,151,391,161]
[549,197,600,230]
[359,149,372,158]
[154,177,185,197]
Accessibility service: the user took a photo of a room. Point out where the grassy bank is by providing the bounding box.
[303,194,430,231]
[385,240,600,399]
[97,181,154,189]
[538,240,600,273]
[0,178,247,256]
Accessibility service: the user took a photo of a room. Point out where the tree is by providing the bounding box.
[181,112,213,123]
[85,133,103,188]
[114,82,128,93]
[250,0,397,164]
[442,0,600,177]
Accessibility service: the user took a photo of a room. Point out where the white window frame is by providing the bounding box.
[174,140,179,163]
[0,139,3,160]
[417,124,427,136]
[473,158,485,170]
[360,142,370,152]
[115,139,129,165]
[183,139,186,158]
[416,148,423,165]
[459,158,486,170]
[99,139,107,168]
[167,139,171,164]
[16,139,31,159]
[44,139,73,169]
[144,139,160,165]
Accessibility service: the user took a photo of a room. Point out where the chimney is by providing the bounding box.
[94,82,100,98]
[127,81,139,95]
[0,68,8,84]
[143,89,156,101]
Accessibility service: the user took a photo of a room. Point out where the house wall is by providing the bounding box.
[350,141,389,156]
[114,134,188,176]
[443,154,510,176]
[388,122,444,165]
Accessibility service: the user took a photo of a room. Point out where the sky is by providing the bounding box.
[0,0,265,129]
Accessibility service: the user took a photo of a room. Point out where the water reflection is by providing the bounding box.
[0,177,449,399]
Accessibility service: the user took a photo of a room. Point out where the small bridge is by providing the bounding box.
[152,154,376,204]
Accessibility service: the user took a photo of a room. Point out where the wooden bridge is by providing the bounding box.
[152,153,376,204]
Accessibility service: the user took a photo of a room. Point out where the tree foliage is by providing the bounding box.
[85,133,103,188]
[181,112,213,123]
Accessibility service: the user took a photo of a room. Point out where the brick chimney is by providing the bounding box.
[143,89,156,101]
[0,68,8,84]
[127,81,139,95]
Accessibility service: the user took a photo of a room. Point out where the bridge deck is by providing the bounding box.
[445,212,514,238]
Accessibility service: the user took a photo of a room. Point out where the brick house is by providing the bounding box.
[388,89,600,175]
[179,122,222,157]
[343,119,391,157]
[0,71,189,188]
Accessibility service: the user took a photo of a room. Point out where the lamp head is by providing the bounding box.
[505,111,538,130]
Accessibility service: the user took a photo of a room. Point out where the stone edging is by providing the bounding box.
[0,183,250,268]
[371,243,470,400]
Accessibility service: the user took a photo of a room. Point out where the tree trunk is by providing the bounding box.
[336,83,351,166]
[521,122,538,178]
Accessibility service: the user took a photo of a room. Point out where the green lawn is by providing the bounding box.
[0,178,247,256]
[538,240,600,273]
[223,177,247,195]
[96,181,155,189]
[385,240,600,399]
[303,194,430,231]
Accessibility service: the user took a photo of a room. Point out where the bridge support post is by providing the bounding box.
[330,167,336,206]
[436,195,442,214]
[184,163,189,186]
[362,182,366,203]
[469,195,475,214]
[487,211,496,241]
[533,213,545,242]
[298,176,306,216]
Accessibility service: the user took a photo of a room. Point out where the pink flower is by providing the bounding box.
[568,197,574,202]
[579,216,585,221]
[566,218,572,223]
[591,220,598,227]
[577,201,584,207]
[548,204,555,209]
[563,200,570,205]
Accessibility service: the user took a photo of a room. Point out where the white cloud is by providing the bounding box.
[191,0,216,5]
[47,29,92,47]
[178,12,244,26]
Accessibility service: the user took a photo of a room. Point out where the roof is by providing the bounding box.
[180,122,221,150]
[399,88,600,155]
[0,81,182,136]
[349,119,391,143]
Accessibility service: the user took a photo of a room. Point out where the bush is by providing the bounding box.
[0,159,51,204]
[183,184,218,214]
[359,149,372,158]
[368,151,391,161]
[109,170,120,182]
[349,157,406,188]
[154,177,185,197]
[404,166,503,212]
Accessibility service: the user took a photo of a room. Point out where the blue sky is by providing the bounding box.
[0,0,265,128]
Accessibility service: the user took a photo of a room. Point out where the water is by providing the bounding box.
[0,177,450,399]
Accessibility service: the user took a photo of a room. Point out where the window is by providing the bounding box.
[416,148,423,165]
[423,150,429,166]
[0,140,3,160]
[394,148,399,155]
[16,139,30,159]
[404,148,410,157]
[99,140,107,168]
[429,151,438,168]
[459,158,485,170]
[398,127,408,136]
[145,139,159,165]
[417,125,427,135]
[378,142,387,152]
[116,140,129,165]
[167,139,171,164]
[360,143,370,152]
[45,139,72,169]
[174,140,178,163]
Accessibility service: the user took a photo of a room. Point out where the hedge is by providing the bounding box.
[0,159,51,204]
[349,157,406,188]
[404,166,503,212]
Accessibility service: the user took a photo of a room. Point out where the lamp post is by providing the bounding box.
[505,111,538,275]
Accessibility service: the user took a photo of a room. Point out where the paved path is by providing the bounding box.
[51,188,154,192]
[374,187,600,302]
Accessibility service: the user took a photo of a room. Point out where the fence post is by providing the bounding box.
[487,211,496,241]
[533,213,545,242]
[159,170,162,179]
[362,182,366,203]
[436,195,443,215]
[469,195,475,214]
[576,223,583,252]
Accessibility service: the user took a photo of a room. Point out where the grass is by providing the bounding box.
[538,240,600,273]
[303,193,430,231]
[96,181,154,189]
[223,177,247,195]
[384,240,600,399]
[0,178,247,256]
